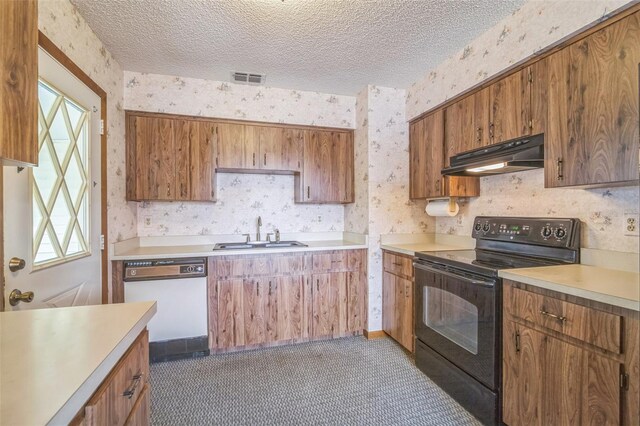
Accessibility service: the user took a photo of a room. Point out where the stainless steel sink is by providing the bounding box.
[213,241,307,251]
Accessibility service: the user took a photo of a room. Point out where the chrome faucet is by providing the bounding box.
[275,229,280,242]
[257,216,262,242]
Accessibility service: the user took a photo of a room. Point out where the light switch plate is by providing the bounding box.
[143,216,152,228]
[623,211,639,237]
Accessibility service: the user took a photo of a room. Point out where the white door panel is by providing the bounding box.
[3,47,102,310]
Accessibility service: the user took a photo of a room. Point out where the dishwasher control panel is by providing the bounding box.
[124,258,207,281]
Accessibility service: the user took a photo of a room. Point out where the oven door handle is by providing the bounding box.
[413,262,496,288]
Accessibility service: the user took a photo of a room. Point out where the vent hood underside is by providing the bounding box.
[441,134,544,177]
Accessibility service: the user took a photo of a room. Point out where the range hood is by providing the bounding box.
[441,133,544,177]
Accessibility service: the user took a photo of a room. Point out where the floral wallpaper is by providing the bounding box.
[437,170,640,253]
[123,71,356,236]
[345,85,432,331]
[38,0,136,243]
[407,0,639,254]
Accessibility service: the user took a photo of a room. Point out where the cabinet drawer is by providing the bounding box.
[382,252,413,278]
[124,384,150,426]
[505,285,621,354]
[212,254,306,278]
[84,330,150,425]
[312,251,350,272]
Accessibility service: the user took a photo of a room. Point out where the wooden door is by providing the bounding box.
[545,12,640,187]
[247,125,279,170]
[173,119,194,200]
[396,275,413,351]
[474,87,491,147]
[382,272,397,341]
[300,130,354,203]
[215,122,252,169]
[243,278,266,346]
[502,320,545,426]
[488,68,531,144]
[191,122,216,201]
[260,127,303,171]
[134,116,175,200]
[275,275,308,342]
[312,272,348,337]
[410,111,447,199]
[444,94,480,164]
[0,0,38,166]
[216,279,245,349]
[346,270,363,333]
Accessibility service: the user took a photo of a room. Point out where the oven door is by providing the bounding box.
[414,260,499,389]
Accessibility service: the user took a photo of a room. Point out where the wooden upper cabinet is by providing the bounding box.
[215,122,251,169]
[126,113,216,202]
[0,0,38,165]
[444,93,477,163]
[411,110,479,200]
[274,128,303,172]
[297,130,354,203]
[545,11,640,188]
[488,68,532,144]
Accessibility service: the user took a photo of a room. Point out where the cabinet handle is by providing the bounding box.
[307,186,310,199]
[405,283,410,298]
[316,279,319,292]
[122,372,143,399]
[253,153,256,166]
[264,153,267,166]
[269,281,272,295]
[540,309,566,323]
[489,122,495,140]
[434,179,440,192]
[167,183,171,197]
[515,331,521,353]
[257,283,260,296]
[476,127,482,144]
[556,158,564,181]
[392,262,403,266]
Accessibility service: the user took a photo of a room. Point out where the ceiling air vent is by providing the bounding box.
[231,71,266,85]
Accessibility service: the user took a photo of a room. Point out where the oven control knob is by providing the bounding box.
[554,227,567,240]
[186,265,195,273]
[482,223,491,233]
[541,226,553,239]
[474,222,482,232]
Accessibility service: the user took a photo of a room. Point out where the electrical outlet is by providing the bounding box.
[624,211,639,237]
[143,216,152,228]
[317,215,322,223]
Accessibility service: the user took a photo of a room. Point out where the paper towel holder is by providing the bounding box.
[427,197,458,214]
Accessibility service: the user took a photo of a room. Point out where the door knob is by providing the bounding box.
[9,257,25,272]
[9,289,34,306]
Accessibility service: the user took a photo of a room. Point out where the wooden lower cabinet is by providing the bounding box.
[502,281,639,426]
[381,251,414,352]
[209,250,366,352]
[74,330,150,426]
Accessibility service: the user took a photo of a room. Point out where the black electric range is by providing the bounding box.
[413,217,581,425]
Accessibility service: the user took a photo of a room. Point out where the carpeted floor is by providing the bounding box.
[150,336,481,425]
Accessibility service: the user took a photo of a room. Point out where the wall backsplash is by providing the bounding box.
[124,71,356,237]
[137,174,344,237]
[436,169,640,253]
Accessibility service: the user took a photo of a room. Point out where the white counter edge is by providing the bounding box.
[48,303,157,425]
[498,271,639,312]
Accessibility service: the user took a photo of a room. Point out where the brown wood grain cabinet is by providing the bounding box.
[544,11,640,188]
[296,130,354,203]
[409,110,480,200]
[502,281,639,426]
[126,113,216,201]
[488,68,532,144]
[209,249,365,352]
[381,251,414,352]
[74,330,151,426]
[0,0,38,166]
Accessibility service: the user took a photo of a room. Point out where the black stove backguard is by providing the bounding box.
[413,216,581,426]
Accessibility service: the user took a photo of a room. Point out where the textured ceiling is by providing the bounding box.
[70,0,526,95]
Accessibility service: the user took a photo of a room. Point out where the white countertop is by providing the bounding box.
[380,233,475,256]
[500,265,640,312]
[0,302,156,425]
[381,242,471,256]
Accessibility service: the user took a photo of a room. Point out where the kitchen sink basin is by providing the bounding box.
[213,241,307,251]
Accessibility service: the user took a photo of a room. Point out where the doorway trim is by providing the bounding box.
[37,32,109,304]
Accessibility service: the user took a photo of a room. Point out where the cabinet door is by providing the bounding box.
[246,125,278,170]
[445,91,490,162]
[243,278,266,346]
[502,320,545,426]
[489,68,531,144]
[300,130,354,203]
[312,272,348,338]
[382,272,398,341]
[191,122,216,201]
[173,119,195,200]
[275,275,309,342]
[259,127,303,171]
[346,270,364,333]
[215,122,252,169]
[0,0,38,166]
[396,275,413,351]
[410,111,445,199]
[134,116,175,200]
[545,12,640,187]
[216,279,245,349]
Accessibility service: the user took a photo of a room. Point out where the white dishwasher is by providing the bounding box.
[123,258,209,362]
